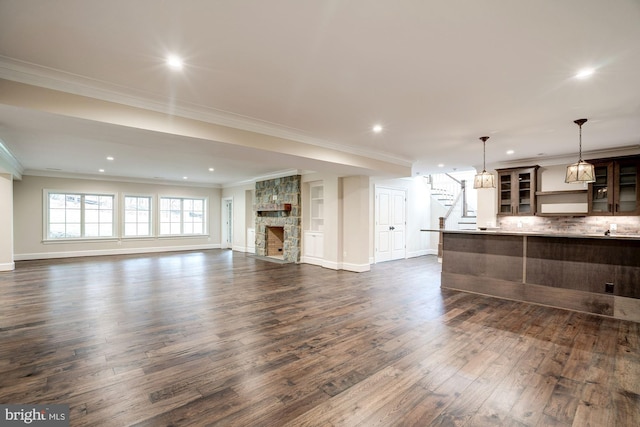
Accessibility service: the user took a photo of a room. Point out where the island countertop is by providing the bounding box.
[420,228,640,240]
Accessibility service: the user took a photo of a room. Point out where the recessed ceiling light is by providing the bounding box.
[438,163,444,168]
[106,156,114,161]
[372,124,383,133]
[167,55,184,70]
[99,169,105,173]
[575,68,594,79]
[506,150,515,155]
[208,167,215,172]
[183,176,188,180]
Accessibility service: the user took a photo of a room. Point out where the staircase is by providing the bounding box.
[430,172,477,230]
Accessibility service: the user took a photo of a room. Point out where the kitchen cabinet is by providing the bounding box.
[589,156,640,215]
[497,166,538,216]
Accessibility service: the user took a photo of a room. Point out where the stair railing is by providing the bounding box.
[432,173,468,257]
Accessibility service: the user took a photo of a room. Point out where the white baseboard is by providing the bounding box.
[0,261,15,271]
[14,243,221,261]
[340,262,370,273]
[407,249,437,258]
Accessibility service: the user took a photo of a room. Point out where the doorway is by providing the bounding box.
[374,186,406,263]
[222,198,233,249]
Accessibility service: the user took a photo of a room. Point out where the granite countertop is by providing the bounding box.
[420,229,640,240]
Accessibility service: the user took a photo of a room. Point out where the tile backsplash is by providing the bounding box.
[497,215,640,235]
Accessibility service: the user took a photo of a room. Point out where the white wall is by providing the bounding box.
[13,175,222,260]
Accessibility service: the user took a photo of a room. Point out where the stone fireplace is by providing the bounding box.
[254,175,301,262]
[266,226,285,257]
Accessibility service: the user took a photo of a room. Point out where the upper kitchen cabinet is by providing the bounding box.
[589,156,640,216]
[497,166,538,216]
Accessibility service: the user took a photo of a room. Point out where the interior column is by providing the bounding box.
[0,173,15,271]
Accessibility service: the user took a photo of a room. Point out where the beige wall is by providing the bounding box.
[342,176,370,270]
[13,175,221,260]
[221,183,254,252]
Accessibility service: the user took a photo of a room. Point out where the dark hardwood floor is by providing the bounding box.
[0,250,638,426]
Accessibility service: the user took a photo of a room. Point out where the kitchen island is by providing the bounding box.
[434,229,640,323]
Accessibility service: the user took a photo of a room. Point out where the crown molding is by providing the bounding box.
[488,144,640,170]
[0,138,24,179]
[0,56,413,168]
[22,169,223,188]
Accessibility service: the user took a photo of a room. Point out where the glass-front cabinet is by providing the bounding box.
[497,166,538,216]
[589,157,640,215]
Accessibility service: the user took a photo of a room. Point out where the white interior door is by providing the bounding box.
[375,187,406,263]
[222,198,233,249]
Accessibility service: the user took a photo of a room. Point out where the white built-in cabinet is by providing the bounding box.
[304,181,324,264]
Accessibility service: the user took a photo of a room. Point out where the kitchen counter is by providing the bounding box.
[434,229,640,323]
[421,228,640,240]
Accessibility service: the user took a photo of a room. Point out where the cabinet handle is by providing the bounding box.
[608,203,612,213]
[616,203,619,213]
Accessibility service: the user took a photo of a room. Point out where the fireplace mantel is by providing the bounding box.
[255,203,292,213]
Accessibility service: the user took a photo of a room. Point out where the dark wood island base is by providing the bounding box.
[439,230,640,323]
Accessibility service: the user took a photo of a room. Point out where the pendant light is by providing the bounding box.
[565,118,595,183]
[473,136,495,188]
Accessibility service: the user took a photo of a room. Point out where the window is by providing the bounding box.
[124,196,152,237]
[47,192,115,239]
[159,197,206,236]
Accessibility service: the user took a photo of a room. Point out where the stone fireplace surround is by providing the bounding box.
[254,175,301,263]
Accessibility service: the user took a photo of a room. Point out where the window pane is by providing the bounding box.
[99,224,112,237]
[85,210,99,223]
[125,223,137,236]
[138,211,149,222]
[49,224,66,239]
[66,195,81,209]
[49,194,65,208]
[85,195,99,208]
[170,223,181,235]
[99,196,113,209]
[67,224,81,238]
[193,223,203,234]
[50,208,66,223]
[125,210,137,222]
[100,211,113,223]
[160,223,171,235]
[67,209,81,223]
[139,222,150,235]
[183,223,193,234]
[138,198,149,209]
[85,224,99,237]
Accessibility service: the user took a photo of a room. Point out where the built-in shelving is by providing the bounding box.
[535,189,587,196]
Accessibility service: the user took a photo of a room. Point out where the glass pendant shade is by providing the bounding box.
[565,118,595,184]
[565,160,595,183]
[473,136,495,189]
[473,171,496,188]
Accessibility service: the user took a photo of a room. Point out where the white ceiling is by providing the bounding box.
[1,0,640,186]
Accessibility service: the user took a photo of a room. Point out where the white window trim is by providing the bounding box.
[158,195,209,237]
[43,189,118,242]
[121,193,155,239]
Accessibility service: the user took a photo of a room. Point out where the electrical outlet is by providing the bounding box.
[272,195,277,201]
[610,223,617,232]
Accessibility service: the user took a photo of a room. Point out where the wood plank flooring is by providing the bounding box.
[0,251,638,426]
